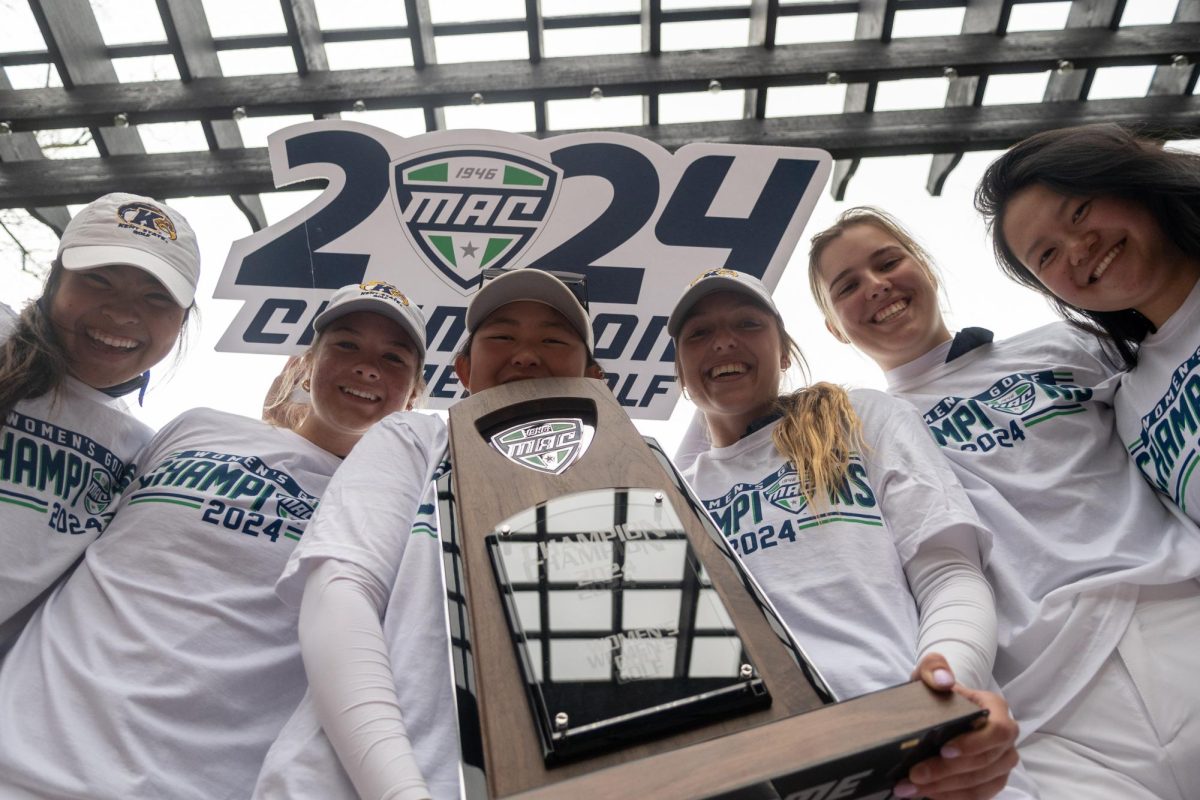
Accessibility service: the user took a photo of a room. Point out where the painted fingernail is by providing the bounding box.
[941,744,962,759]
[893,781,917,797]
[933,668,954,688]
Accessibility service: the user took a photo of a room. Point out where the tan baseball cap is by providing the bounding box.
[668,268,781,337]
[466,268,594,350]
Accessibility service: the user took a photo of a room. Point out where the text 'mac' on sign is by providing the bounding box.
[214,122,831,419]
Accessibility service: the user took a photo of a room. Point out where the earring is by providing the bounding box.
[301,378,311,392]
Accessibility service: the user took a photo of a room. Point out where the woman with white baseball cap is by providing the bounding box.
[0,280,439,800]
[669,268,1033,800]
[0,192,200,653]
[254,267,602,800]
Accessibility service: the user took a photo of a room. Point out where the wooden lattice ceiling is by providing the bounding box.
[0,0,1197,237]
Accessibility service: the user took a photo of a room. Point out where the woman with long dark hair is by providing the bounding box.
[976,123,1200,527]
[0,281,436,800]
[0,193,198,651]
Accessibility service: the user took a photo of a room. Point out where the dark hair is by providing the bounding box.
[975,123,1200,368]
[0,264,70,420]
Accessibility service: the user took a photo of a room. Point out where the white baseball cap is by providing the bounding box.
[313,281,429,360]
[667,268,782,337]
[466,268,594,350]
[57,192,201,307]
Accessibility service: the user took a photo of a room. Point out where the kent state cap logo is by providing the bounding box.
[390,148,561,295]
[490,417,590,476]
[116,202,178,241]
[689,268,742,287]
[360,280,411,306]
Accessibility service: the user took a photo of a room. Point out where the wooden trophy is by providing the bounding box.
[446,377,983,800]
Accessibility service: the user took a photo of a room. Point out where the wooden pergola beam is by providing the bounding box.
[0,66,71,235]
[526,0,547,132]
[3,94,1195,209]
[925,0,1013,196]
[830,0,897,200]
[1,23,1193,134]
[1148,0,1199,96]
[1042,0,1125,102]
[403,0,445,132]
[158,0,267,231]
[26,0,146,158]
[743,0,780,120]
[640,0,663,126]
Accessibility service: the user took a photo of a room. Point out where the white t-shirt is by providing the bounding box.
[1116,277,1200,525]
[0,408,345,800]
[254,412,459,800]
[683,389,992,702]
[0,302,153,652]
[886,322,1200,735]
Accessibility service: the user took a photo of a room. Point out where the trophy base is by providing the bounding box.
[506,682,982,800]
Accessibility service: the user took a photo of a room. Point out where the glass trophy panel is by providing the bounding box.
[487,487,770,763]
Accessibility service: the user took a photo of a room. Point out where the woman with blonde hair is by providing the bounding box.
[670,268,1028,800]
[254,268,604,800]
[809,206,1200,799]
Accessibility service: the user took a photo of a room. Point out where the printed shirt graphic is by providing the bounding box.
[258,412,459,800]
[684,389,989,702]
[0,366,152,650]
[886,322,1200,735]
[1117,278,1200,524]
[0,408,344,800]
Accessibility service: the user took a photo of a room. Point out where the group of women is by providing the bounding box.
[0,122,1196,800]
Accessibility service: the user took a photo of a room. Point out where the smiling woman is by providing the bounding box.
[976,123,1200,370]
[252,268,604,800]
[669,268,1029,800]
[977,125,1200,536]
[0,192,198,654]
[0,280,444,800]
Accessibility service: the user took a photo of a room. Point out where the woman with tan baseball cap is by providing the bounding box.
[255,267,603,800]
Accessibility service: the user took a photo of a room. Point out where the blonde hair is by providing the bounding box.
[773,383,865,512]
[807,206,942,333]
[674,295,864,512]
[261,353,313,431]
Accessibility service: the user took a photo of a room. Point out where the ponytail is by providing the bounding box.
[772,382,864,512]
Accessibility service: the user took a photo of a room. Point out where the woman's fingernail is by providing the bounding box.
[893,781,918,797]
[933,668,954,688]
[941,744,962,759]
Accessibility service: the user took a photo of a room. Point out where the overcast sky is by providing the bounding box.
[0,0,1192,453]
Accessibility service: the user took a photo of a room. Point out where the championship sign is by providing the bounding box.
[215,121,831,419]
